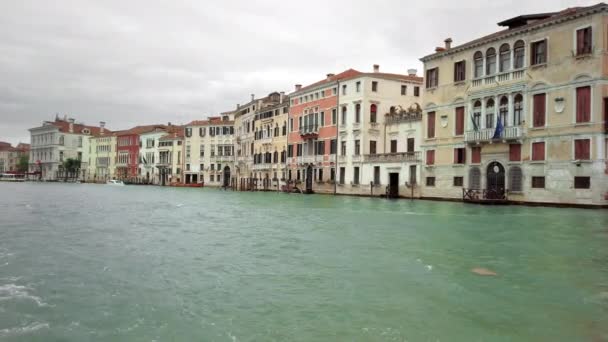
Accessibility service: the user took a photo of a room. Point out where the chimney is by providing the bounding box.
[237,103,240,109]
[251,94,255,101]
[326,73,335,80]
[68,118,75,133]
[167,122,172,126]
[444,38,453,49]
[100,121,106,135]
[373,64,380,73]
[280,91,285,104]
[407,69,417,76]
[295,84,302,92]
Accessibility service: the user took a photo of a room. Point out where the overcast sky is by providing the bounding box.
[0,0,597,144]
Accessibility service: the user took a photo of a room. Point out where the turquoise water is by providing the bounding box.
[0,183,607,341]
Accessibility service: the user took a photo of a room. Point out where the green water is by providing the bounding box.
[0,183,607,341]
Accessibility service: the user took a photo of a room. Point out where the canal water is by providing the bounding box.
[0,183,607,341]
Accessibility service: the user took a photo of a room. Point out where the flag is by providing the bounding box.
[471,114,479,132]
[492,116,503,139]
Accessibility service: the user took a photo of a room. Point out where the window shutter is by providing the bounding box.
[532,142,545,161]
[472,147,481,163]
[533,94,546,127]
[576,29,585,55]
[453,148,458,163]
[509,144,521,161]
[455,107,464,135]
[427,112,436,138]
[426,150,434,165]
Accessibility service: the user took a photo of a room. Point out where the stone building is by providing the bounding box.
[419,3,608,206]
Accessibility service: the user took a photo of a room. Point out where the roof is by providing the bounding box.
[186,117,235,126]
[159,131,184,141]
[113,124,168,136]
[294,69,361,94]
[50,118,110,137]
[420,3,608,62]
[0,142,30,152]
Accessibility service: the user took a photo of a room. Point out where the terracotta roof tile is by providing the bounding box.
[51,119,111,137]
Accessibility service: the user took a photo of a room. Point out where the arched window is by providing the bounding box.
[486,48,496,75]
[485,99,495,129]
[473,101,482,130]
[469,167,481,189]
[513,94,523,126]
[355,104,361,123]
[274,124,279,137]
[474,51,483,78]
[59,135,64,145]
[513,40,525,69]
[282,122,287,136]
[273,151,278,163]
[509,166,523,192]
[499,96,509,127]
[499,44,511,72]
[370,104,377,123]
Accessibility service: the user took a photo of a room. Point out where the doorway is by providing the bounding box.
[486,161,505,199]
[305,165,313,193]
[223,166,231,187]
[388,173,399,198]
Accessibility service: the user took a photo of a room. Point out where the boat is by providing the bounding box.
[0,173,26,182]
[106,179,125,186]
[169,182,203,188]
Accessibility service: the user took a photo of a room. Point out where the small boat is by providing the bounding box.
[106,179,125,186]
[0,173,25,182]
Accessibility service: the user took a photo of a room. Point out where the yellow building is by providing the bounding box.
[420,3,608,206]
[86,122,115,182]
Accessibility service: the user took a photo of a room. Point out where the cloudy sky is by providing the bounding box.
[0,0,597,144]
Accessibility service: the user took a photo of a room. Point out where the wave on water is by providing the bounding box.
[0,284,49,307]
[0,322,49,337]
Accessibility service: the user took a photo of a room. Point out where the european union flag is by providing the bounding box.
[492,116,503,139]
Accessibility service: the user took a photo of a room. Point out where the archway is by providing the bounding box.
[305,165,313,193]
[486,162,505,199]
[223,166,231,188]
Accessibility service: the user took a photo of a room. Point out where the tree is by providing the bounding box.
[17,155,29,173]
[62,158,81,181]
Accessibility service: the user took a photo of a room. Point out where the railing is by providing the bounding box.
[315,155,324,163]
[252,164,271,170]
[497,72,510,82]
[351,155,362,162]
[364,151,421,163]
[302,155,315,164]
[471,69,527,88]
[472,79,482,87]
[484,75,496,85]
[300,124,319,136]
[464,126,523,143]
[385,113,422,125]
[463,188,508,202]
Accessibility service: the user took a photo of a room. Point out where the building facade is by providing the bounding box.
[115,125,166,181]
[0,142,29,173]
[420,3,608,206]
[158,131,184,185]
[87,122,115,182]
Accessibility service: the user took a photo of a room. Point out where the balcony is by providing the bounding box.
[302,155,316,164]
[315,155,324,163]
[300,125,319,137]
[471,69,527,89]
[351,155,362,163]
[385,112,422,125]
[364,151,421,163]
[464,126,523,144]
[253,163,271,171]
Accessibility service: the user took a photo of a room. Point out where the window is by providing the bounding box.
[369,141,377,154]
[409,165,417,185]
[509,144,521,162]
[373,166,380,185]
[342,84,347,95]
[356,81,361,92]
[471,147,481,164]
[453,176,463,187]
[533,93,546,127]
[472,101,481,130]
[426,177,436,187]
[474,51,483,78]
[426,150,435,165]
[427,111,436,138]
[414,86,420,97]
[320,112,325,127]
[576,86,591,123]
[469,167,481,189]
[513,94,523,126]
[318,169,323,181]
[354,140,360,155]
[200,145,205,157]
[355,104,361,123]
[330,139,337,154]
[390,140,397,153]
[455,106,465,135]
[186,163,190,171]
[531,176,545,189]
[531,39,547,65]
[353,167,360,184]
[341,106,347,125]
[454,147,466,164]
[574,139,590,160]
[454,60,466,82]
[499,96,508,126]
[426,68,438,88]
[486,48,496,75]
[330,168,335,181]
[370,104,377,123]
[371,81,378,92]
[509,166,523,192]
[485,99,495,129]
[340,141,346,155]
[339,167,345,184]
[574,176,590,189]
[499,44,511,72]
[407,138,415,152]
[513,40,525,69]
[332,109,337,125]
[532,142,545,161]
[576,27,592,55]
[401,85,407,95]
[185,128,192,137]
[199,127,206,137]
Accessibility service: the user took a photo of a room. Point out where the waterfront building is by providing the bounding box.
[0,142,29,173]
[251,92,289,190]
[87,122,115,182]
[114,125,166,181]
[334,65,424,197]
[138,125,180,184]
[419,3,608,206]
[158,130,184,185]
[28,116,103,180]
[234,93,285,189]
[184,114,235,187]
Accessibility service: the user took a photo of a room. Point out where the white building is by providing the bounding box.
[139,127,174,184]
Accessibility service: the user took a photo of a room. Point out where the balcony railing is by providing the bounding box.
[463,188,508,202]
[300,125,319,136]
[464,126,523,143]
[364,151,421,163]
[302,155,316,164]
[385,113,422,125]
[471,69,527,88]
[252,163,271,170]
